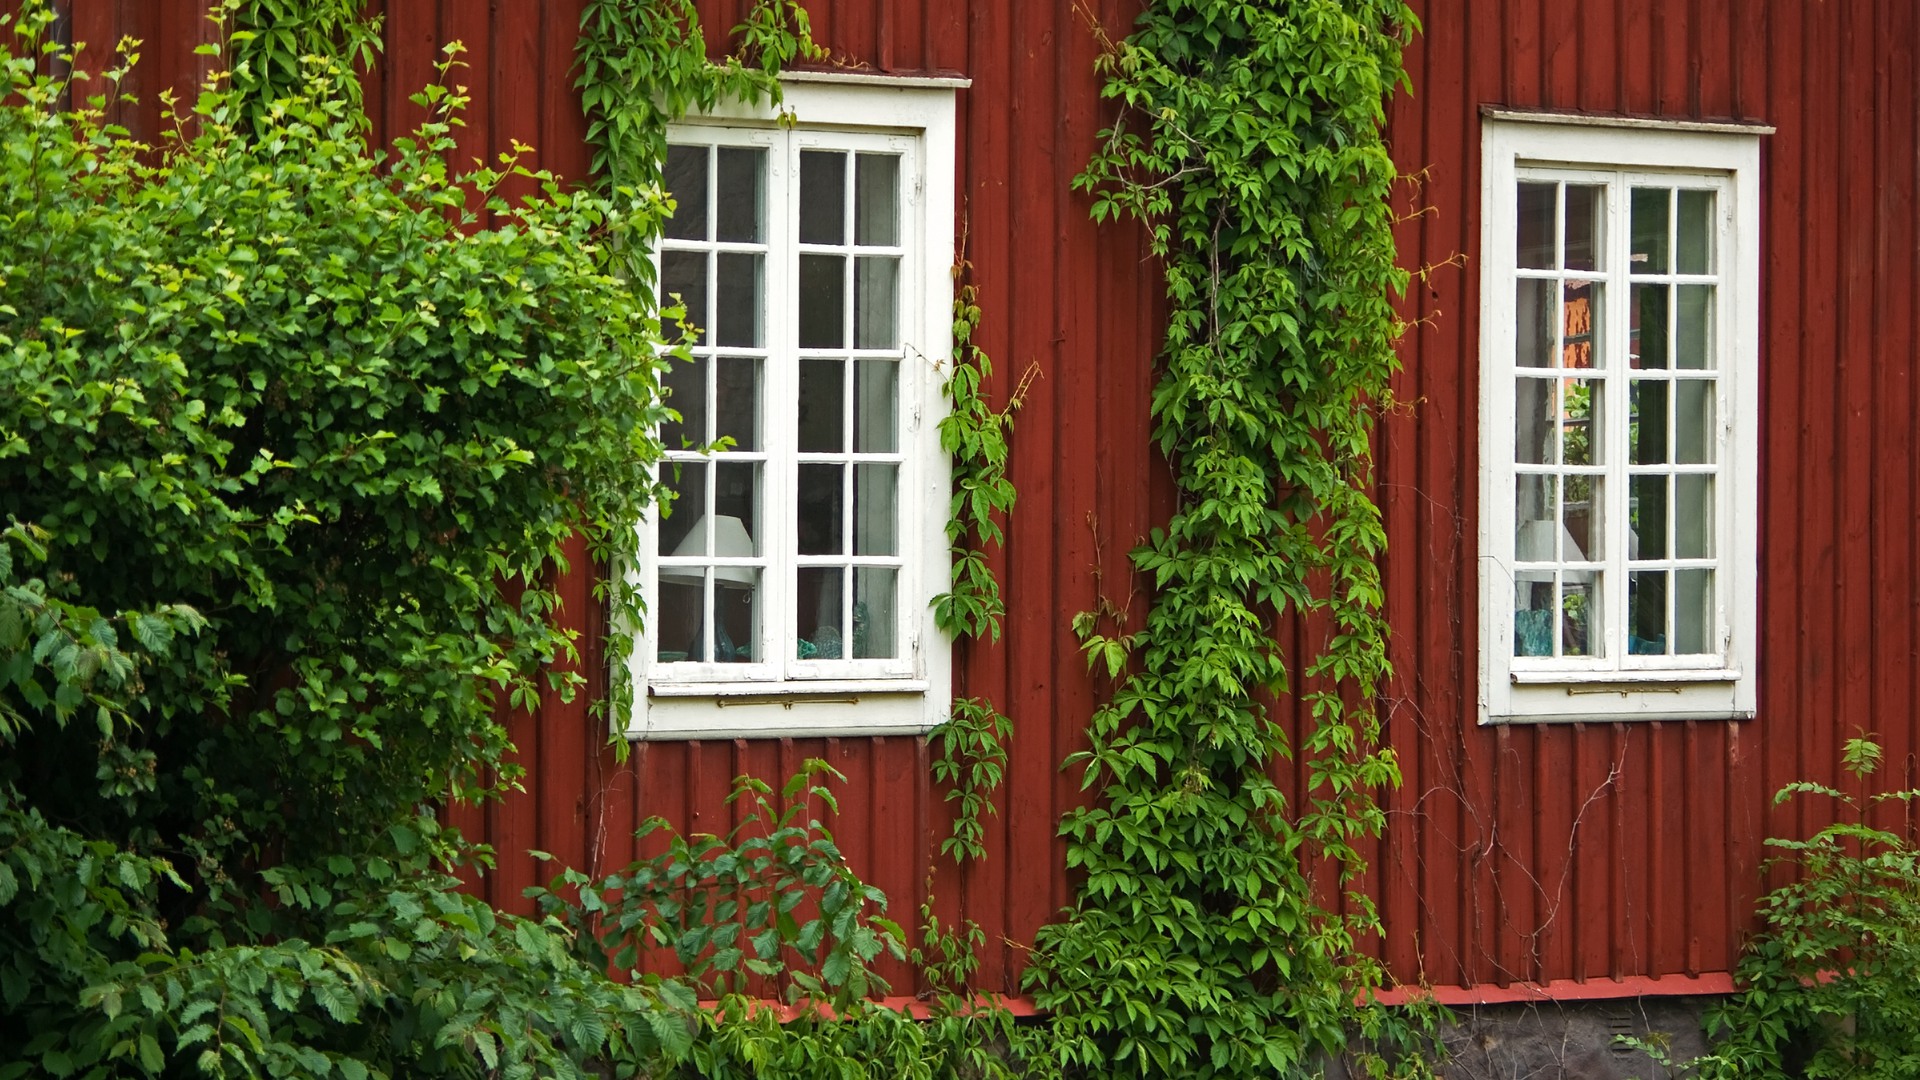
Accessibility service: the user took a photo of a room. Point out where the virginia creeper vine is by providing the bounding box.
[1023,2,1441,1076]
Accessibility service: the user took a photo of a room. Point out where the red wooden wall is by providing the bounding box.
[32,0,1920,1001]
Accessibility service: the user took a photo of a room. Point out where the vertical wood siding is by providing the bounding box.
[35,0,1920,996]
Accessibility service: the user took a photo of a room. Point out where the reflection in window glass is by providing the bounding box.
[797,567,845,659]
[1675,569,1713,654]
[854,154,899,246]
[715,358,760,451]
[797,463,845,555]
[1564,185,1603,272]
[1517,182,1557,269]
[1515,377,1555,465]
[716,147,765,243]
[854,360,898,453]
[1629,570,1668,654]
[661,357,707,448]
[1516,279,1556,369]
[854,568,898,658]
[714,253,763,348]
[799,254,847,348]
[854,257,899,349]
[1631,187,1670,273]
[1676,189,1713,274]
[798,358,845,452]
[800,151,846,245]
[664,145,708,241]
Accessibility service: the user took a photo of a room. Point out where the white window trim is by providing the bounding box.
[1478,114,1765,725]
[624,74,963,741]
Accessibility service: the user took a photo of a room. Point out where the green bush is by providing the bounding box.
[1679,736,1920,1078]
[0,5,691,1073]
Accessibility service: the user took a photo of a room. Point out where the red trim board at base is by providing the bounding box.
[700,994,1046,1022]
[1371,972,1738,1007]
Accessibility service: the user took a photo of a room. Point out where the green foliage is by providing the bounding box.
[930,698,1012,864]
[1023,1,1440,1076]
[676,997,1054,1080]
[532,764,907,1010]
[929,266,1023,868]
[223,0,382,132]
[575,0,820,205]
[0,6,687,1073]
[1668,736,1920,1078]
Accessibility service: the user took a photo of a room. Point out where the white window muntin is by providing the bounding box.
[1503,166,1734,675]
[1479,115,1762,724]
[628,76,961,739]
[650,127,918,685]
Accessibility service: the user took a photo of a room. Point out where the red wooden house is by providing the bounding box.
[56,0,1920,1044]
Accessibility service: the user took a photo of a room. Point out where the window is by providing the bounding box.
[1479,112,1765,723]
[627,75,964,739]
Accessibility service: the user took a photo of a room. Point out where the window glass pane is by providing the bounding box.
[1514,578,1554,657]
[1515,377,1554,464]
[854,154,899,246]
[1675,474,1713,558]
[1629,379,1669,465]
[660,250,709,343]
[664,144,708,241]
[1561,578,1597,656]
[715,147,765,243]
[854,256,899,349]
[1631,187,1670,274]
[659,461,708,556]
[1561,280,1602,369]
[1676,189,1713,274]
[1674,569,1714,654]
[1675,284,1712,369]
[800,150,847,245]
[655,572,704,663]
[1516,278,1556,369]
[797,358,845,452]
[1564,184,1603,272]
[1630,283,1668,370]
[1629,570,1668,654]
[1563,474,1602,562]
[1675,379,1714,464]
[715,358,759,451]
[714,252,763,348]
[796,567,845,659]
[797,463,845,555]
[661,357,706,448]
[1631,474,1668,560]
[854,463,898,556]
[853,567,897,658]
[1561,378,1601,467]
[1514,474,1557,561]
[799,254,847,348]
[709,568,758,663]
[713,461,761,556]
[1516,182,1556,269]
[854,360,898,453]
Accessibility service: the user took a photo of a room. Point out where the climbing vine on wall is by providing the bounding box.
[1022,2,1439,1077]
[930,260,1026,865]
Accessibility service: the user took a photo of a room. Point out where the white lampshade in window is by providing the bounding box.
[659,515,756,586]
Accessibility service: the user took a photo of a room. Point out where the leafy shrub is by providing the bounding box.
[0,5,693,1073]
[1681,736,1920,1078]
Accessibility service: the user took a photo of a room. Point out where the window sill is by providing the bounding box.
[1508,667,1741,686]
[648,678,931,698]
[629,682,941,741]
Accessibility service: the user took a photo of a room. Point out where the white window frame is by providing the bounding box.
[1478,112,1767,724]
[625,74,965,740]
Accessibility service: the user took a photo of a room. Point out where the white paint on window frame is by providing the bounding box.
[625,76,962,740]
[1478,116,1762,724]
